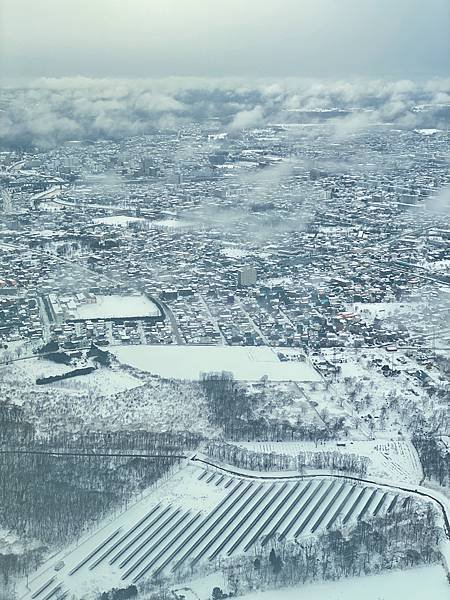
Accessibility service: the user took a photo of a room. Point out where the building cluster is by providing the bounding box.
[0,125,448,358]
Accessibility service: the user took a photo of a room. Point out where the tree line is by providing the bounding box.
[204,441,369,476]
[200,372,344,442]
[413,435,450,487]
[139,498,441,599]
[0,406,202,589]
[218,502,441,597]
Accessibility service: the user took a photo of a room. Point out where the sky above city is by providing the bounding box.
[1,0,449,80]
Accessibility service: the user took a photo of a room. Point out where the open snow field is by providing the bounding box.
[19,373,212,436]
[1,358,215,436]
[351,301,421,320]
[308,347,447,440]
[236,439,423,483]
[4,358,144,396]
[223,565,449,600]
[111,345,322,382]
[73,295,160,320]
[0,527,41,557]
[94,215,145,226]
[19,461,415,600]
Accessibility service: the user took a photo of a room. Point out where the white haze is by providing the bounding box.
[0,0,449,79]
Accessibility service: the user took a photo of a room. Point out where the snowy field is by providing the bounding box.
[1,358,215,436]
[73,295,160,320]
[94,215,145,226]
[0,527,41,557]
[226,565,449,600]
[351,301,420,320]
[15,370,212,436]
[307,347,447,441]
[111,345,322,382]
[20,462,416,600]
[236,440,423,483]
[221,247,249,258]
[5,358,144,395]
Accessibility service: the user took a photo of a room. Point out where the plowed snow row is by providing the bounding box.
[23,465,405,600]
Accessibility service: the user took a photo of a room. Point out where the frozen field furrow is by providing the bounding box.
[22,464,416,600]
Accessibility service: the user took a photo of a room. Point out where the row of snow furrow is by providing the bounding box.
[118,508,184,570]
[30,577,56,599]
[357,489,379,521]
[326,485,357,529]
[387,495,399,512]
[241,483,302,553]
[130,513,203,584]
[146,479,248,578]
[280,480,326,539]
[70,477,244,586]
[310,482,347,534]
[225,483,283,557]
[30,580,68,600]
[89,504,162,570]
[372,492,389,517]
[342,488,367,525]
[190,482,309,564]
[294,481,337,537]
[171,481,256,572]
[145,482,245,578]
[122,510,192,579]
[207,483,270,561]
[261,481,313,546]
[119,474,245,580]
[190,483,273,565]
[57,475,409,591]
[109,506,173,565]
[68,528,122,576]
[40,584,64,600]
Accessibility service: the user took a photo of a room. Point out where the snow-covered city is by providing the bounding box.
[0,2,449,600]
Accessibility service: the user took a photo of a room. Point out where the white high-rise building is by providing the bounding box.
[2,189,12,214]
[238,267,257,287]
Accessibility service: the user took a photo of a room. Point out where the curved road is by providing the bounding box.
[190,455,450,539]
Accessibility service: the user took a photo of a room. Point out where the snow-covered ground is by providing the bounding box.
[19,461,426,600]
[308,347,447,439]
[235,439,423,483]
[150,218,193,230]
[111,345,322,382]
[0,527,41,556]
[6,358,144,395]
[351,301,420,319]
[19,373,213,436]
[73,294,160,320]
[94,215,145,226]
[1,357,215,435]
[414,128,443,136]
[217,565,449,600]
[422,258,450,273]
[221,247,249,259]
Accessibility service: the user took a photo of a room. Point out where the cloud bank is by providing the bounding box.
[0,77,449,149]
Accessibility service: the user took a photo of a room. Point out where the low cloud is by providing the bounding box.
[229,105,264,131]
[425,186,450,214]
[0,77,449,149]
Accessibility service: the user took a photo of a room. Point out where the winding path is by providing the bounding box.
[190,455,450,539]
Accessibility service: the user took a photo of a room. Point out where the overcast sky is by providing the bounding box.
[1,0,449,80]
